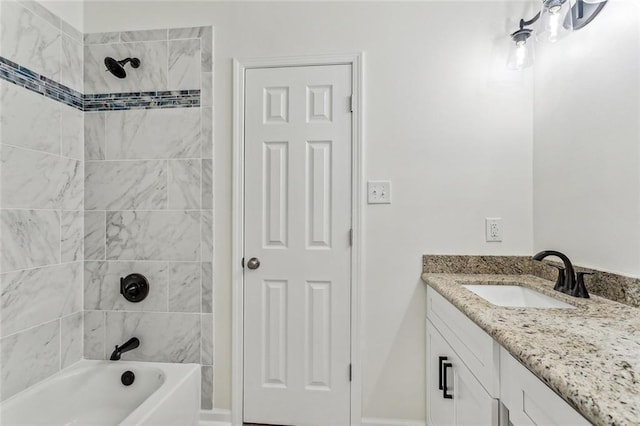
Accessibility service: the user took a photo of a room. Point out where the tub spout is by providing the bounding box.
[110,337,140,361]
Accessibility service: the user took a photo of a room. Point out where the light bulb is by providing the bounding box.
[507,30,534,70]
[549,4,562,13]
[548,12,560,42]
[537,0,573,43]
[515,43,526,67]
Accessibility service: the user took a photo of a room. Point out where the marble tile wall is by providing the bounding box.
[84,27,212,95]
[83,26,215,409]
[0,0,84,401]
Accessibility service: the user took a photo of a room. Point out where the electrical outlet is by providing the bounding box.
[367,181,391,204]
[485,218,502,242]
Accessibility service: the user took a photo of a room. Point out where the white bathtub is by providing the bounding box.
[0,360,200,426]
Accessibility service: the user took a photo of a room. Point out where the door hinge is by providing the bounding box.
[349,229,353,246]
[241,257,244,268]
[349,364,352,382]
[349,95,354,113]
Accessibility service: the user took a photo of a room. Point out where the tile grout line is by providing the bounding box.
[199,34,206,379]
[0,208,85,211]
[58,318,62,371]
[166,33,170,91]
[1,142,83,162]
[166,160,170,210]
[57,4,65,283]
[85,157,205,163]
[102,111,107,161]
[1,260,83,276]
[102,311,106,360]
[59,208,63,267]
[0,317,62,340]
[207,28,215,408]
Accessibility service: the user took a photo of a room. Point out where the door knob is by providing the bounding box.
[247,257,261,270]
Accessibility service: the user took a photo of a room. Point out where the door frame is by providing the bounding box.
[231,53,364,426]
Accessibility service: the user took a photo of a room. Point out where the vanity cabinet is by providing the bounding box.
[427,319,499,426]
[426,287,499,426]
[426,285,591,426]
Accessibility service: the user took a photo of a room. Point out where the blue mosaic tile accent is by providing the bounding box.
[0,56,83,110]
[83,90,200,111]
[0,56,200,112]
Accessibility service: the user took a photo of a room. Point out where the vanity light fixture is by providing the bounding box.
[507,27,534,70]
[508,0,607,69]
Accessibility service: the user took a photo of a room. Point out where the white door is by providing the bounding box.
[243,64,353,426]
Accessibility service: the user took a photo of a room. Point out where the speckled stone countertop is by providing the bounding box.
[422,273,640,426]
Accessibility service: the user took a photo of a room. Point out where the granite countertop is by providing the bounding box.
[422,273,640,426]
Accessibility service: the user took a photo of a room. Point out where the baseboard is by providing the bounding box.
[362,417,426,426]
[199,408,232,425]
[199,412,424,426]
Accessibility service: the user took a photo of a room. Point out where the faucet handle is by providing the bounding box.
[572,271,593,298]
[549,264,566,292]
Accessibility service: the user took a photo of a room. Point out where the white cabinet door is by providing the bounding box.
[427,319,455,426]
[427,319,498,426]
[427,287,500,397]
[453,354,499,426]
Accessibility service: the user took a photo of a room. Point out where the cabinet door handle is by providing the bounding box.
[442,362,453,399]
[438,356,448,390]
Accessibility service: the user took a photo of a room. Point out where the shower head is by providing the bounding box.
[104,57,141,79]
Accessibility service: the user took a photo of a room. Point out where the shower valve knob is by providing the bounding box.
[120,273,149,303]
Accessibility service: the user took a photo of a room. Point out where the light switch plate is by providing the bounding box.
[368,181,391,204]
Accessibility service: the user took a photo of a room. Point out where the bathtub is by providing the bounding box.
[0,360,200,426]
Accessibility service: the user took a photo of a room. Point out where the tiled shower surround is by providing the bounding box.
[0,0,84,402]
[0,0,214,410]
[83,26,214,410]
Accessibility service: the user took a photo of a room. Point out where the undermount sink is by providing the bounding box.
[462,285,575,309]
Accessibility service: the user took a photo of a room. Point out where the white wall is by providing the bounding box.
[533,0,640,277]
[84,1,535,420]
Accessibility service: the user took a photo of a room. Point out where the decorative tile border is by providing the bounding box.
[0,56,83,109]
[0,56,200,111]
[83,90,200,111]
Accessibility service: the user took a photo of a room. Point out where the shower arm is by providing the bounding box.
[117,58,135,67]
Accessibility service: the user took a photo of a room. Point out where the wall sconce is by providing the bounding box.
[508,0,607,69]
[507,28,534,70]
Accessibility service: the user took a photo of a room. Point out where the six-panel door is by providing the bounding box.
[243,65,353,426]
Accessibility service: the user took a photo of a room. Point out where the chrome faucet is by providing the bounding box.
[532,250,590,298]
[110,337,140,361]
